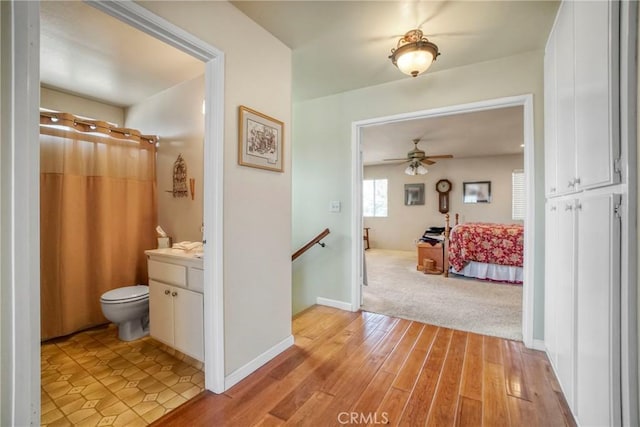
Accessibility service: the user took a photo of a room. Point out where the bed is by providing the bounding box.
[444,214,524,284]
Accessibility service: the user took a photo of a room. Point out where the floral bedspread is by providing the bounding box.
[448,223,524,271]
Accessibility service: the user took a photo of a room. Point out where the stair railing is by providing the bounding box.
[292,228,330,261]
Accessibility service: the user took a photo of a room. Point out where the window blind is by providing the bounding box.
[512,169,525,220]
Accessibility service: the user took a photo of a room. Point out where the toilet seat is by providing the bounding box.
[100,285,149,304]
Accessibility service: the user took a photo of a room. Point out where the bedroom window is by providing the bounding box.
[363,179,388,217]
[512,169,525,220]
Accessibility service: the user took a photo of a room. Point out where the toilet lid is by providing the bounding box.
[101,285,149,304]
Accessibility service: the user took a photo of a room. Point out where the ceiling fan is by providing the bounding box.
[384,138,453,165]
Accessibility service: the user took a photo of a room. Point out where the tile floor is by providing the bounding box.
[41,324,204,426]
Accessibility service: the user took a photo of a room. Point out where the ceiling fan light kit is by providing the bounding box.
[383,138,453,175]
[389,29,440,77]
[405,160,428,176]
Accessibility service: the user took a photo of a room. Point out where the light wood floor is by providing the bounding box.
[152,305,576,426]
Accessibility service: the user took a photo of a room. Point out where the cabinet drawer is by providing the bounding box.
[148,259,186,287]
[188,267,204,293]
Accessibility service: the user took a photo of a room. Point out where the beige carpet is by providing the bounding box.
[363,249,523,340]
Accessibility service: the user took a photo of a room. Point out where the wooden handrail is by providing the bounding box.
[292,228,330,261]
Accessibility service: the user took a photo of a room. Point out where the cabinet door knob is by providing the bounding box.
[568,180,575,188]
[171,291,178,297]
[565,204,573,211]
[164,290,170,295]
[550,187,556,192]
[550,206,557,211]
[574,177,581,185]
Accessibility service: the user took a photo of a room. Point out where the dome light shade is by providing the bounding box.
[389,29,440,77]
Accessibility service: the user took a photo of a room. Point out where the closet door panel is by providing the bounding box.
[575,0,620,190]
[544,201,560,366]
[544,31,559,197]
[575,193,621,426]
[555,1,577,195]
[556,199,576,407]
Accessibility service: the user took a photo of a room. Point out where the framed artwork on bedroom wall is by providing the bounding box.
[463,181,491,203]
[404,183,425,205]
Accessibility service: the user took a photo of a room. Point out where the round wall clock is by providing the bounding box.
[436,179,452,213]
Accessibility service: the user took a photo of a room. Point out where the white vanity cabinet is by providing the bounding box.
[145,249,204,362]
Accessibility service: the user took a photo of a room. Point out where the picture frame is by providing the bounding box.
[463,181,491,203]
[238,105,284,172]
[404,183,425,206]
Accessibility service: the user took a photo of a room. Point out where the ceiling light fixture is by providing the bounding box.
[405,160,428,176]
[389,29,440,77]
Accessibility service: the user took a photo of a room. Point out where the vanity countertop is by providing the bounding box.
[145,248,203,267]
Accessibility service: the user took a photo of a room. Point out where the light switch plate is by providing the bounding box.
[329,200,341,213]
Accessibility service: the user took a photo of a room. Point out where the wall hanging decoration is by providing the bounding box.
[404,183,425,205]
[238,105,284,172]
[463,181,491,203]
[436,179,452,213]
[172,154,188,198]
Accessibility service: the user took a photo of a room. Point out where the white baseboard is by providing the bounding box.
[531,339,546,351]
[224,334,294,390]
[316,297,353,312]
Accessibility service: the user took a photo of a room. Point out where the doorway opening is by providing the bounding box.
[351,95,536,347]
[3,2,224,424]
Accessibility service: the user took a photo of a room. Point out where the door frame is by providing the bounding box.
[351,94,537,348]
[89,0,226,394]
[1,1,226,424]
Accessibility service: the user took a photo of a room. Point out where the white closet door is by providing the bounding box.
[556,199,577,407]
[555,1,577,195]
[575,193,621,426]
[544,31,559,197]
[544,201,560,366]
[575,0,620,190]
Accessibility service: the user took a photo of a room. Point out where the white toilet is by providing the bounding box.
[100,285,150,341]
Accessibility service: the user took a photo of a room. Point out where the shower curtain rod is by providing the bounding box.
[40,111,159,145]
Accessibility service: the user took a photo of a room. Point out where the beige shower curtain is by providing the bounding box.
[40,119,158,340]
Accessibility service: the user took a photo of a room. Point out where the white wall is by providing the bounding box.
[138,1,292,376]
[292,50,546,340]
[364,154,524,251]
[40,86,125,125]
[126,75,205,243]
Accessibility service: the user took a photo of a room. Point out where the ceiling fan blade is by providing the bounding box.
[425,154,454,159]
[426,31,475,39]
[383,158,410,162]
[416,1,453,28]
[421,159,436,165]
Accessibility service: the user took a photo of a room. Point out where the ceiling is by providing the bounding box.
[232,1,559,102]
[362,106,524,165]
[231,0,556,162]
[39,1,554,161]
[40,1,204,108]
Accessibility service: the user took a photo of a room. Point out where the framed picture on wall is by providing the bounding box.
[404,183,425,205]
[238,105,284,172]
[463,181,491,203]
